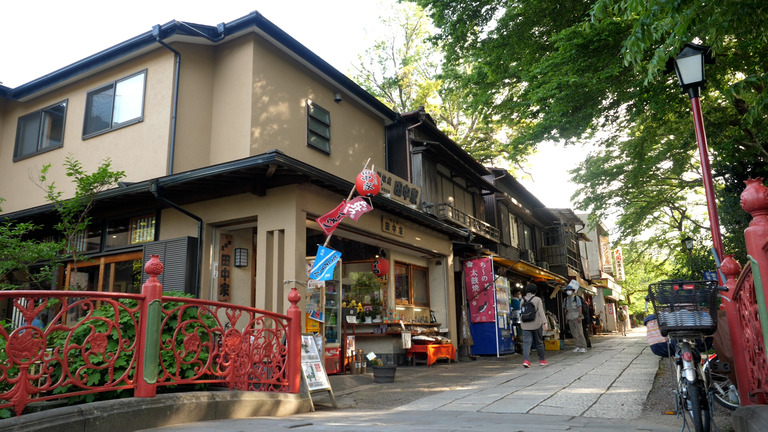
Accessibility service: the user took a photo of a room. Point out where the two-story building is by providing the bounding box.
[0,12,475,368]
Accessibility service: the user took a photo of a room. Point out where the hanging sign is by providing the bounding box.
[371,257,390,276]
[316,201,348,236]
[463,256,495,323]
[309,245,342,281]
[377,170,421,208]
[355,169,381,197]
[344,196,373,221]
[614,247,625,281]
[218,234,233,302]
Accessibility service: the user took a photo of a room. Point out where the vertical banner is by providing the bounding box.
[463,256,496,323]
[218,234,233,302]
[614,247,625,281]
[600,235,613,274]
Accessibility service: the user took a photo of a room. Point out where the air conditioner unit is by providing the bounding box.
[520,249,535,263]
[537,261,550,270]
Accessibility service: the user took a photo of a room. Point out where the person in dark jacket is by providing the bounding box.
[582,296,594,348]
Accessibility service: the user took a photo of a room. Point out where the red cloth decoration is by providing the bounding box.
[316,201,347,236]
[371,257,389,276]
[355,169,381,197]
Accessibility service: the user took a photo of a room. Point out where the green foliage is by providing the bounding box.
[40,156,125,271]
[412,0,768,267]
[1,157,125,290]
[0,205,63,290]
[47,292,215,406]
[351,2,507,163]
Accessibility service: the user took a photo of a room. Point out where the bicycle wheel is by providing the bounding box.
[686,379,711,432]
[711,373,739,411]
[707,355,740,411]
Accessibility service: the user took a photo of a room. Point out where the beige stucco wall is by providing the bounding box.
[247,36,387,181]
[0,50,173,214]
[172,44,216,173]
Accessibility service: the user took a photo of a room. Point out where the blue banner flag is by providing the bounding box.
[309,246,341,281]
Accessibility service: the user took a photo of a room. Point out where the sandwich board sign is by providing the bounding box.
[300,334,336,410]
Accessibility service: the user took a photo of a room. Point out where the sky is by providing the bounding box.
[2,0,588,212]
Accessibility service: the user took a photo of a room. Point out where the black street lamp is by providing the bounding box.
[683,236,694,252]
[682,236,694,279]
[667,43,724,282]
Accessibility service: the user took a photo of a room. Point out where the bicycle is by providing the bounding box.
[647,279,729,432]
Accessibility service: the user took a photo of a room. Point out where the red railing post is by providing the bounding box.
[135,255,164,398]
[286,286,302,393]
[721,256,754,405]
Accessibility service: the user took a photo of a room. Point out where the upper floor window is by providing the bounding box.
[307,100,330,153]
[83,71,146,138]
[508,213,519,248]
[14,101,67,160]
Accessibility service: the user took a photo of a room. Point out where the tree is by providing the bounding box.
[0,199,62,290]
[39,156,125,275]
[412,0,767,262]
[0,157,125,290]
[352,2,508,164]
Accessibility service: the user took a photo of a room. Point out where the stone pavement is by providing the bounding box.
[136,328,683,432]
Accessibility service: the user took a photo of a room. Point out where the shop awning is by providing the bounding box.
[491,256,568,284]
[594,277,623,301]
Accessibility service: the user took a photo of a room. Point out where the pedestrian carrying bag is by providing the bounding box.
[520,298,536,322]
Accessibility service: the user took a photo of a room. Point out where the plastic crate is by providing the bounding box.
[647,280,719,336]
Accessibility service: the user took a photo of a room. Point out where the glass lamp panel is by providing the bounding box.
[675,54,704,86]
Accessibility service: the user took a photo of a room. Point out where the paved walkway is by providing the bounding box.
[137,328,680,432]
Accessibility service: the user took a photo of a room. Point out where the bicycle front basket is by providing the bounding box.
[647,280,719,336]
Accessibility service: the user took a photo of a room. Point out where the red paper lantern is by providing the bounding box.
[355,169,381,197]
[371,257,389,276]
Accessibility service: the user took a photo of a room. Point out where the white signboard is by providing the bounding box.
[301,334,331,391]
[614,247,625,281]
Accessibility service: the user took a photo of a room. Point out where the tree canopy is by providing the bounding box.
[411,0,768,267]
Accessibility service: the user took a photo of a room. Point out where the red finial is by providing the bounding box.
[741,177,768,217]
[144,255,164,280]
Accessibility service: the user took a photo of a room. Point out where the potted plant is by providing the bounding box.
[370,355,397,383]
[369,296,383,322]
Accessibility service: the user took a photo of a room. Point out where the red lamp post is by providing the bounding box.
[669,43,724,276]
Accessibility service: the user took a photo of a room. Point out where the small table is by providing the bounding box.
[406,343,456,367]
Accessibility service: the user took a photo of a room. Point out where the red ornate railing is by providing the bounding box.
[0,255,301,417]
[723,257,768,405]
[721,177,768,405]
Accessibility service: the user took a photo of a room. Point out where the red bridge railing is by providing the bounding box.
[721,177,768,405]
[0,255,301,417]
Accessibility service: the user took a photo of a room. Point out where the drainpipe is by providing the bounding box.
[152,25,181,176]
[151,180,203,298]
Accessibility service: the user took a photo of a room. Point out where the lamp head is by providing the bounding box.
[665,43,714,98]
[682,236,694,252]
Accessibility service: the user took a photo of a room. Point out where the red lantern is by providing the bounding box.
[371,257,389,276]
[355,169,381,197]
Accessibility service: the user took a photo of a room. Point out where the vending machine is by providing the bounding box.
[463,256,514,356]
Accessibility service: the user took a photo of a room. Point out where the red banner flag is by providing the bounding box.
[316,201,347,236]
[344,196,373,221]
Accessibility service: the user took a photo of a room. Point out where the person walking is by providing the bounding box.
[617,305,628,336]
[581,296,593,348]
[562,281,587,353]
[520,283,548,367]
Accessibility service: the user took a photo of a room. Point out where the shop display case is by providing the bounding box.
[306,257,342,373]
[324,265,341,344]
